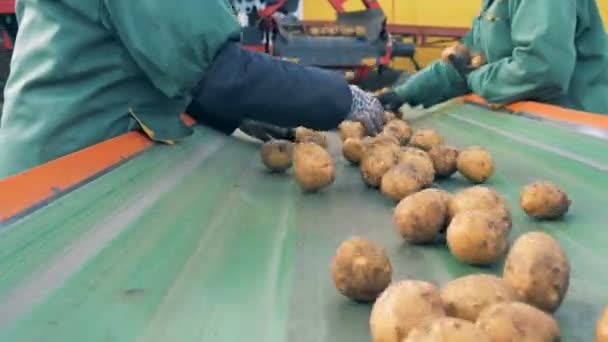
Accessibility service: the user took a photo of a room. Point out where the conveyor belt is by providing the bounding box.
[0,103,606,341]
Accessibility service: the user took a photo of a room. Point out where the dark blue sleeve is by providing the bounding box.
[185,100,241,135]
[190,42,352,131]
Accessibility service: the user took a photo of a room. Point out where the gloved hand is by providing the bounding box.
[346,85,385,135]
[377,90,406,112]
[441,44,485,80]
[238,120,296,142]
[447,54,478,79]
[440,43,471,64]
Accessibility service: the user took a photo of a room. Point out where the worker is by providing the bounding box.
[379,0,608,115]
[0,1,384,179]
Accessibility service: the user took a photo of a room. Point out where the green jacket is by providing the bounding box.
[0,0,240,178]
[394,0,608,114]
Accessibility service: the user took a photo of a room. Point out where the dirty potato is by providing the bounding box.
[476,302,560,342]
[428,145,459,178]
[385,111,398,122]
[456,146,494,183]
[383,120,412,145]
[360,145,399,188]
[448,186,512,231]
[399,148,436,187]
[441,43,472,63]
[342,138,366,165]
[381,164,424,201]
[520,181,571,220]
[405,317,492,342]
[370,280,446,342]
[293,143,335,192]
[331,237,392,302]
[368,133,401,149]
[410,129,444,151]
[597,307,608,342]
[393,189,448,243]
[446,210,509,266]
[295,126,328,148]
[503,232,570,313]
[441,274,518,322]
[339,121,366,141]
[260,140,294,172]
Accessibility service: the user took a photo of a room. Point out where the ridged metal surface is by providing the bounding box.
[0,103,606,341]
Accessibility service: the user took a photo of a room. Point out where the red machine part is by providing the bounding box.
[0,0,14,14]
[0,0,15,50]
[259,0,288,18]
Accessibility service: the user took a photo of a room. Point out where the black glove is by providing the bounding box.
[377,91,406,112]
[238,120,295,142]
[448,54,477,80]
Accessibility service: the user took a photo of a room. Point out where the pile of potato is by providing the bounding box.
[255,112,596,340]
[333,232,570,342]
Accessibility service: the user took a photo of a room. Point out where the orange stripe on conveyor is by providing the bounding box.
[0,114,196,222]
[462,94,608,130]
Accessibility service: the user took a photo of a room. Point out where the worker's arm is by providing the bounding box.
[103,1,384,137]
[380,61,471,110]
[466,0,577,104]
[190,42,384,135]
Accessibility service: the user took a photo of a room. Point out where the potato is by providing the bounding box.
[370,280,446,342]
[399,148,436,187]
[381,164,423,201]
[448,186,512,231]
[331,237,392,302]
[385,111,398,122]
[342,138,365,165]
[360,145,399,188]
[503,232,570,313]
[383,120,412,145]
[441,274,518,322]
[401,146,432,160]
[339,121,366,141]
[520,181,571,220]
[295,126,328,148]
[309,26,321,36]
[355,25,367,37]
[428,145,459,178]
[432,189,454,233]
[597,307,608,342]
[447,211,509,266]
[405,317,492,342]
[260,140,294,172]
[457,146,494,183]
[410,129,444,151]
[338,25,356,36]
[393,189,448,243]
[471,53,485,68]
[326,25,339,36]
[476,302,560,342]
[293,143,335,191]
[441,43,471,63]
[367,133,401,149]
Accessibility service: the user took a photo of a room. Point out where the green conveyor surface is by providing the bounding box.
[0,103,607,341]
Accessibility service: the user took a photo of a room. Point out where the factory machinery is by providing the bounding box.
[232,0,418,90]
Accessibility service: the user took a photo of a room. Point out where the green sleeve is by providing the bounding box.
[393,61,471,108]
[466,0,577,104]
[461,31,474,50]
[102,0,241,98]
